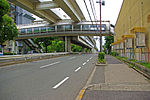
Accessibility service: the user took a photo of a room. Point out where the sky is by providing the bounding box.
[34,0,123,25]
[33,0,124,50]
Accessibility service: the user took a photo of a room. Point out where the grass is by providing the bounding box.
[139,62,150,69]
[114,56,150,69]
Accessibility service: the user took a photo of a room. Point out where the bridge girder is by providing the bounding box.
[8,0,61,23]
[53,0,85,22]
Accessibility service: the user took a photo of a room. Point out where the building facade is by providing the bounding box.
[112,0,150,61]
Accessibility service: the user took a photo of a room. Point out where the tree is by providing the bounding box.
[0,15,18,47]
[0,0,18,51]
[33,37,57,53]
[51,40,64,52]
[104,36,114,54]
[0,0,9,23]
[71,44,82,52]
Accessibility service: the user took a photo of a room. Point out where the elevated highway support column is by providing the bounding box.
[82,47,85,53]
[65,36,71,52]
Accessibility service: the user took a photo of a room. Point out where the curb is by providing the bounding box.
[95,62,108,66]
[75,66,97,100]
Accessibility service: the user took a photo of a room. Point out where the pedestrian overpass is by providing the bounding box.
[17,21,111,39]
[16,21,112,52]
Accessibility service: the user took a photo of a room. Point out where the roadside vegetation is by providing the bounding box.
[0,0,18,49]
[110,51,150,69]
[33,37,83,53]
[98,52,106,64]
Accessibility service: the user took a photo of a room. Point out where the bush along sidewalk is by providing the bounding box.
[97,52,106,64]
[111,53,150,79]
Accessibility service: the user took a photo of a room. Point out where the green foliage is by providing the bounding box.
[98,52,105,60]
[85,48,88,53]
[51,40,64,52]
[139,62,150,69]
[33,37,57,53]
[110,52,119,56]
[104,36,114,54]
[0,0,9,19]
[3,52,16,55]
[0,15,18,46]
[71,44,82,52]
[98,59,106,64]
[0,0,18,47]
[97,52,105,64]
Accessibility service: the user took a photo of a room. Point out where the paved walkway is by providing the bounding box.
[82,55,150,100]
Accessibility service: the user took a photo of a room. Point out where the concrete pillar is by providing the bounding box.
[88,48,92,53]
[12,40,16,54]
[65,36,71,52]
[82,47,85,53]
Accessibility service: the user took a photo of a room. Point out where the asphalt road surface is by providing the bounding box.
[0,54,97,100]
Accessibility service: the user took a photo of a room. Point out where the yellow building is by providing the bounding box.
[113,0,150,61]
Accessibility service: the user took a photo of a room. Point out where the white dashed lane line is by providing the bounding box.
[40,61,60,69]
[82,62,86,66]
[89,57,93,60]
[52,77,69,89]
[75,67,81,72]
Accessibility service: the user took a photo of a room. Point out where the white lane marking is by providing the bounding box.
[89,57,93,60]
[87,59,89,62]
[75,67,81,72]
[69,57,76,60]
[82,62,86,66]
[52,77,69,89]
[40,61,60,69]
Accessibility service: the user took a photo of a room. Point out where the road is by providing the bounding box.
[0,54,97,100]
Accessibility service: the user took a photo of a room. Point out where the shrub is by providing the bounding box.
[110,52,119,56]
[3,52,16,55]
[98,52,105,60]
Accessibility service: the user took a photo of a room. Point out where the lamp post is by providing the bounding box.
[96,0,105,52]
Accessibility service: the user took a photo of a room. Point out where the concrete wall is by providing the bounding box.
[114,0,150,61]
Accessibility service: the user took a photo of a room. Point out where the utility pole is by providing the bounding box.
[96,0,105,52]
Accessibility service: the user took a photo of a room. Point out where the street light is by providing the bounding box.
[96,0,105,52]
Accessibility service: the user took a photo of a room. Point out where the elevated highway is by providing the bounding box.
[8,0,85,23]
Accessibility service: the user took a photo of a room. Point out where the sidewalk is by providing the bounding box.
[82,55,150,100]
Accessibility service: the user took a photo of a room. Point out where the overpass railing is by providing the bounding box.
[18,24,107,35]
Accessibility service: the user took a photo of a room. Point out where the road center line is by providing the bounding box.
[87,59,89,62]
[52,77,69,89]
[82,62,86,66]
[40,61,60,69]
[89,57,93,60]
[75,67,81,72]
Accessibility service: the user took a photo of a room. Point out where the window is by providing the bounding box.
[40,27,46,33]
[47,26,55,32]
[57,25,65,32]
[73,25,81,31]
[33,27,39,33]
[20,29,26,33]
[65,25,72,31]
[82,25,89,31]
[27,28,32,33]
